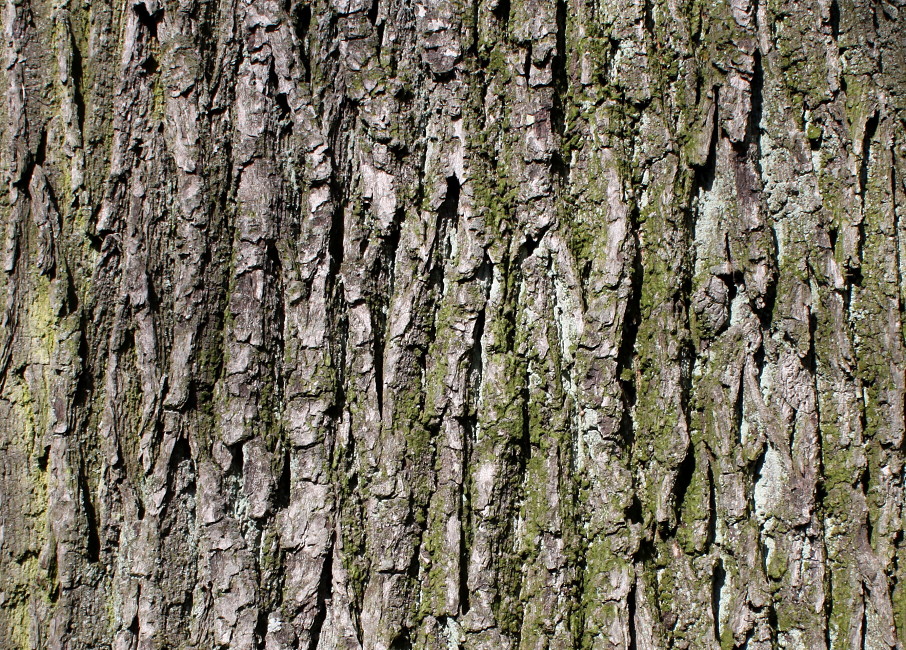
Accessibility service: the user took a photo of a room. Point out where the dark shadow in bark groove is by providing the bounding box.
[309,533,335,650]
[706,459,717,550]
[373,325,384,417]
[642,0,655,38]
[757,227,780,330]
[328,202,345,280]
[428,174,460,305]
[372,208,405,418]
[458,508,471,615]
[78,463,100,563]
[133,2,163,40]
[227,441,245,495]
[554,0,567,93]
[292,2,312,84]
[823,568,833,648]
[627,493,644,526]
[389,631,412,649]
[497,384,532,645]
[860,588,869,650]
[441,175,461,234]
[673,443,696,528]
[72,319,95,410]
[618,232,643,449]
[860,112,879,208]
[829,0,841,40]
[275,91,291,121]
[712,557,726,643]
[492,0,510,26]
[140,54,158,76]
[254,606,269,650]
[749,50,764,151]
[692,89,719,197]
[861,466,874,545]
[129,586,141,635]
[468,302,486,397]
[628,580,638,650]
[275,445,291,510]
[69,29,85,132]
[14,130,46,191]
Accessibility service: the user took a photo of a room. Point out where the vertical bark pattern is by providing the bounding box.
[0,0,905,648]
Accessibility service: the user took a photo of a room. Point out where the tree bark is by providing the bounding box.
[0,0,905,647]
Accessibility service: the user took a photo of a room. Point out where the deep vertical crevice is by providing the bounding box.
[255,608,269,650]
[367,0,382,60]
[275,91,291,121]
[372,208,404,418]
[712,558,726,643]
[618,234,643,450]
[79,463,100,563]
[129,585,142,635]
[553,0,568,98]
[328,205,345,279]
[275,446,291,509]
[628,580,638,650]
[292,2,312,84]
[72,317,94,409]
[469,303,487,394]
[734,368,746,447]
[70,29,85,133]
[389,630,412,649]
[458,448,472,616]
[518,387,532,485]
[15,129,48,192]
[693,91,719,196]
[309,533,335,649]
[229,441,245,480]
[440,175,461,234]
[372,318,384,417]
[492,0,510,26]
[823,564,834,647]
[642,0,655,39]
[829,0,840,40]
[627,493,644,526]
[861,465,873,546]
[673,443,696,526]
[133,2,162,39]
[385,207,404,298]
[706,458,717,549]
[166,435,194,498]
[750,49,764,152]
[860,112,879,209]
[429,174,460,300]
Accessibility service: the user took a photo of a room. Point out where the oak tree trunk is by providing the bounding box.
[1,0,905,648]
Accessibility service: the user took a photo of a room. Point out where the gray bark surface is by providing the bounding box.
[0,0,905,647]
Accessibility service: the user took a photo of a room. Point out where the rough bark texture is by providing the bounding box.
[1,0,905,647]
